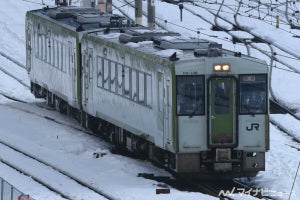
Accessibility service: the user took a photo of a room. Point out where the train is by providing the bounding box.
[26,5,269,179]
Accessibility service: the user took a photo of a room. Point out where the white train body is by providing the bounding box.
[26,6,269,178]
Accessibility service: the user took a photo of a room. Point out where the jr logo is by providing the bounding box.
[246,123,260,131]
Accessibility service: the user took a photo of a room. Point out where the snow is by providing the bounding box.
[0,0,300,200]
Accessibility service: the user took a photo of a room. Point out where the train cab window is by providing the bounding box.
[240,74,267,114]
[176,76,204,116]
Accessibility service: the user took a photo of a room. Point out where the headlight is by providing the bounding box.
[213,64,230,72]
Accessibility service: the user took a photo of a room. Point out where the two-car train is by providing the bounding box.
[26,5,269,179]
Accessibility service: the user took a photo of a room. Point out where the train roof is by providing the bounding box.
[88,27,265,63]
[27,6,266,64]
[26,6,134,32]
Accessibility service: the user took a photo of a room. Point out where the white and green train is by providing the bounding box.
[26,6,269,178]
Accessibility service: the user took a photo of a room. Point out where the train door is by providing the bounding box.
[68,42,76,101]
[158,72,171,146]
[158,72,164,134]
[208,77,236,147]
[164,80,171,145]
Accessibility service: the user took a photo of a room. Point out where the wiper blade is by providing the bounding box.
[244,105,255,117]
[189,104,200,118]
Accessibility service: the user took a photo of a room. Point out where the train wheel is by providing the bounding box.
[46,92,55,108]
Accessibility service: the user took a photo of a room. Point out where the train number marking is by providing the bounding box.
[246,123,259,131]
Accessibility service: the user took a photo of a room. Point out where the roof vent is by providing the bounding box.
[119,28,180,43]
[77,14,106,24]
[207,43,222,57]
[49,10,73,19]
[153,37,210,50]
[194,49,208,57]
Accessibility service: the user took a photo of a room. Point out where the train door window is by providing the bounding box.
[97,57,103,87]
[240,74,267,114]
[124,67,131,98]
[214,81,230,114]
[103,59,110,90]
[117,64,123,95]
[158,72,164,113]
[146,74,152,108]
[110,62,116,93]
[88,54,93,79]
[68,42,72,75]
[131,70,137,101]
[176,75,204,116]
[138,72,145,105]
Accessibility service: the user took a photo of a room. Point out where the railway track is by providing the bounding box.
[141,174,278,200]
[0,137,114,200]
[0,51,30,89]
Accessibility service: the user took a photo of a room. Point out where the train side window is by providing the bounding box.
[56,41,60,68]
[60,43,65,72]
[131,70,137,101]
[103,59,110,90]
[111,62,116,93]
[117,64,123,95]
[47,38,51,64]
[38,34,42,59]
[97,57,103,88]
[124,66,131,98]
[42,35,46,61]
[44,35,47,61]
[52,39,56,67]
[58,42,60,69]
[240,74,267,114]
[138,72,145,105]
[146,74,152,108]
[176,75,204,116]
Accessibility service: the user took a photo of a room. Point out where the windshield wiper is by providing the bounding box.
[244,105,255,117]
[189,104,201,118]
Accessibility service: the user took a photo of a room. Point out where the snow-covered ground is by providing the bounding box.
[0,0,300,199]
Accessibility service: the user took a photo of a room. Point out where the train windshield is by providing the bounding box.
[176,75,204,116]
[240,74,267,114]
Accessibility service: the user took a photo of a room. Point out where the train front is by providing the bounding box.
[173,45,269,179]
